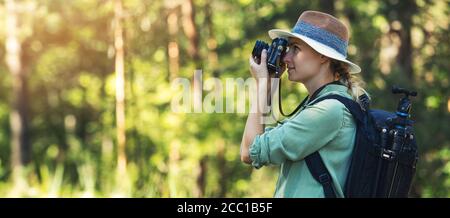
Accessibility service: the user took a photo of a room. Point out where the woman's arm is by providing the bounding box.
[240,50,270,164]
[247,99,346,167]
[240,83,268,164]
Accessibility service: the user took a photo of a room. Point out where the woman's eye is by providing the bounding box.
[286,45,300,54]
[288,45,299,53]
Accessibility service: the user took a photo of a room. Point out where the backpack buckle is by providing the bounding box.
[319,174,331,184]
[358,94,370,111]
[381,149,396,160]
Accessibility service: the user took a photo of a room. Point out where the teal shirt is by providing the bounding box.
[249,84,357,198]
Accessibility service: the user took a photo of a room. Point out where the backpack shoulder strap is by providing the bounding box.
[305,151,337,198]
[304,94,364,198]
[310,94,365,124]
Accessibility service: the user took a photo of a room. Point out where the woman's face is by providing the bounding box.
[282,37,324,82]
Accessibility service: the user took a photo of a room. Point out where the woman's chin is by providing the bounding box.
[287,73,298,82]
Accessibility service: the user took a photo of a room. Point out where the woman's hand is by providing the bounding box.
[249,49,286,81]
[249,49,269,81]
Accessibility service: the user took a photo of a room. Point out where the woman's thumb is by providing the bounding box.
[260,49,267,66]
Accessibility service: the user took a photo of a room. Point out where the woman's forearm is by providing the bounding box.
[240,80,269,164]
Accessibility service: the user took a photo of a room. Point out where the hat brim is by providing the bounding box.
[268,29,361,74]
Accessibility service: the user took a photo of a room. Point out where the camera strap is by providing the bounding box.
[277,80,344,118]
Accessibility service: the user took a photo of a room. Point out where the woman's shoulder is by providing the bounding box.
[306,93,348,111]
[284,89,352,125]
[305,89,352,110]
[289,96,346,125]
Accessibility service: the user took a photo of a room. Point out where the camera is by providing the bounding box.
[252,38,288,77]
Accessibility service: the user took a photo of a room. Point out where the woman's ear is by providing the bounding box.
[320,55,330,64]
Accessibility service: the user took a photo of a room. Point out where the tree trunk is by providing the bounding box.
[205,1,218,72]
[181,0,207,197]
[168,141,180,197]
[196,156,207,197]
[6,0,30,180]
[114,0,127,176]
[382,1,417,81]
[206,3,224,197]
[181,0,200,67]
[395,1,417,80]
[216,140,227,197]
[166,2,180,81]
[165,1,181,197]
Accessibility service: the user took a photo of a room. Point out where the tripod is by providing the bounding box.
[382,86,418,197]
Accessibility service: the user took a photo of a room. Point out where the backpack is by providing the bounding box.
[303,90,418,198]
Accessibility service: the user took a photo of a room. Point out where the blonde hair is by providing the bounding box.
[329,59,370,107]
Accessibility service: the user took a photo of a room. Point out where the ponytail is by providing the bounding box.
[329,59,370,107]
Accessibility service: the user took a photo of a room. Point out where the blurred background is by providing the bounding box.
[0,0,449,197]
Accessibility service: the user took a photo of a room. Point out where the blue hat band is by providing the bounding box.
[291,21,348,57]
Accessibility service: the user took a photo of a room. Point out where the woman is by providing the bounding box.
[240,11,369,197]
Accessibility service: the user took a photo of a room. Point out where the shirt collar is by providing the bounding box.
[306,82,348,104]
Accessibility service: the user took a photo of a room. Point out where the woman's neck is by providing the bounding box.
[304,74,335,96]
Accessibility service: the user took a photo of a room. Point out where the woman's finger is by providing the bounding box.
[260,49,267,67]
[249,56,255,66]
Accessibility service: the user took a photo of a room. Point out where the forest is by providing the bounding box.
[0,0,449,197]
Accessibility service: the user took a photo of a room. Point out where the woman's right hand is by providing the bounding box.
[249,49,269,82]
[249,49,287,81]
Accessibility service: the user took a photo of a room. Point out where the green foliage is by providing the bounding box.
[0,0,449,197]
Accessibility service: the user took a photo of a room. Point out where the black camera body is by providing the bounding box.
[252,38,288,77]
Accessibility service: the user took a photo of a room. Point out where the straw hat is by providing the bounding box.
[268,10,361,73]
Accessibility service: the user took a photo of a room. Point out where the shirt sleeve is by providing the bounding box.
[249,99,346,169]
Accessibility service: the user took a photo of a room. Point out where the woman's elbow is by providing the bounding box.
[241,155,252,164]
[240,151,252,164]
